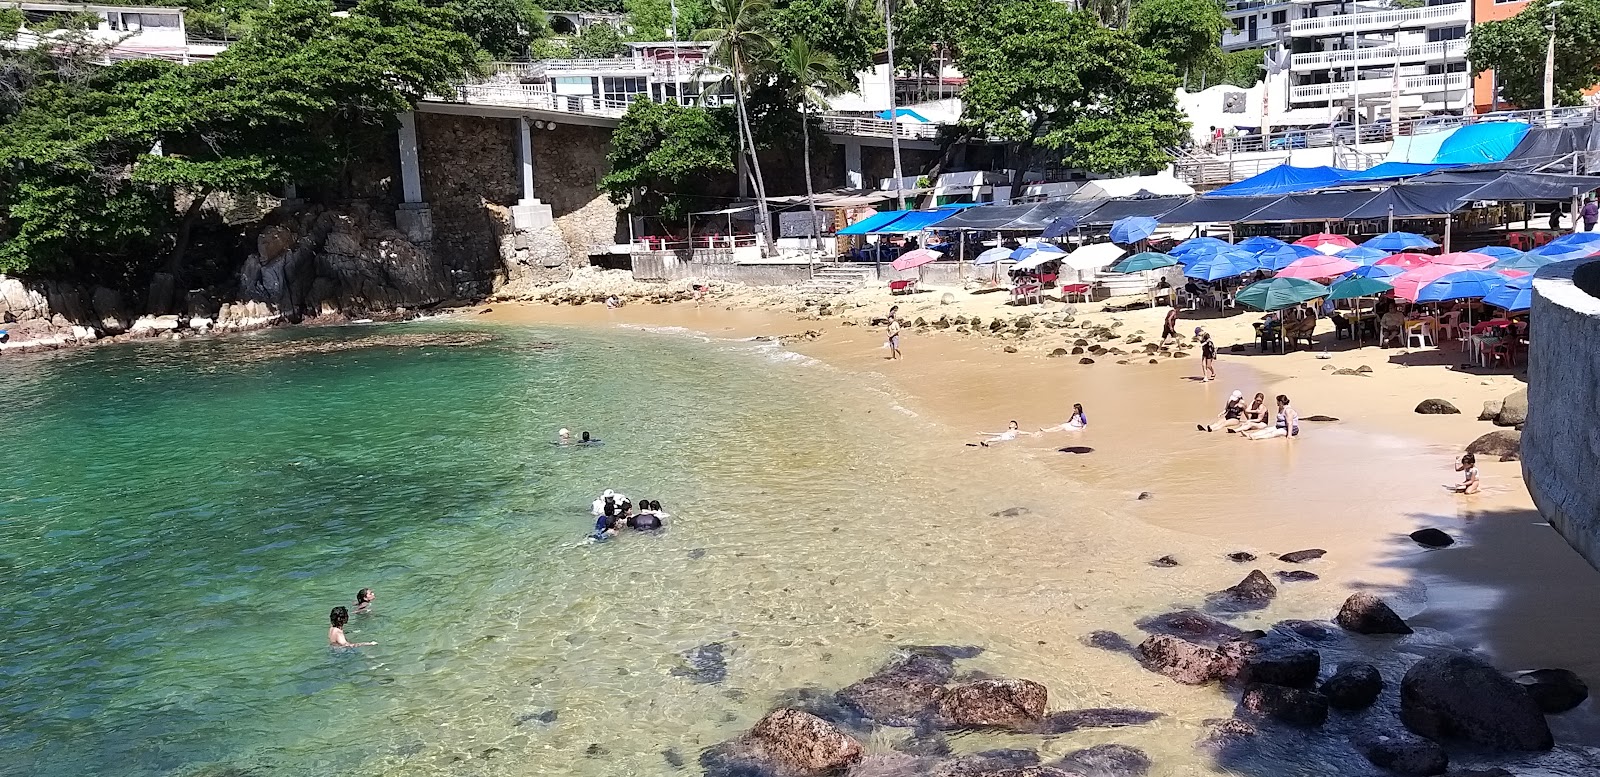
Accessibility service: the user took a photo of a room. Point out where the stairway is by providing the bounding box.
[795,264,873,295]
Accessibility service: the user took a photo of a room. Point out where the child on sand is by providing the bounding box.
[886,306,902,360]
[977,421,1033,446]
[1040,404,1088,433]
[1446,454,1480,494]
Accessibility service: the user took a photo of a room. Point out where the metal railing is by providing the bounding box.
[1291,39,1467,70]
[818,115,942,141]
[1289,2,1469,36]
[1290,72,1469,102]
[453,83,635,117]
[487,58,723,81]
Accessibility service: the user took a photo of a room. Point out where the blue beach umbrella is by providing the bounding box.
[1343,263,1403,280]
[1171,236,1231,256]
[1364,231,1438,252]
[1041,216,1080,239]
[1184,249,1261,281]
[1415,269,1507,303]
[1329,275,1395,301]
[1235,277,1331,311]
[975,246,1013,265]
[1110,251,1179,273]
[1491,252,1555,274]
[1529,239,1600,259]
[1236,235,1287,254]
[1475,245,1527,261]
[1483,276,1533,312]
[1010,243,1066,262]
[1336,245,1390,264]
[1110,216,1160,245]
[1254,244,1321,271]
[1545,231,1600,248]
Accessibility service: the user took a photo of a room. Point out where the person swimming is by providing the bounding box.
[1040,404,1087,433]
[354,587,375,615]
[591,489,618,515]
[558,428,571,445]
[329,606,376,648]
[578,431,602,445]
[627,499,664,530]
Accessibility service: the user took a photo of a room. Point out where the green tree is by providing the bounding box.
[448,0,550,58]
[600,99,735,219]
[625,0,710,40]
[847,0,907,206]
[956,0,1187,184]
[1468,0,1600,108]
[1129,0,1227,81]
[776,37,848,252]
[1196,47,1262,88]
[768,0,876,82]
[697,0,775,253]
[568,21,630,57]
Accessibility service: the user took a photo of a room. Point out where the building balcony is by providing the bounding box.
[1291,39,1468,71]
[1289,3,1470,37]
[1289,72,1470,103]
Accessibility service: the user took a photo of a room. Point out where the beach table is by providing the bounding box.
[1010,283,1043,306]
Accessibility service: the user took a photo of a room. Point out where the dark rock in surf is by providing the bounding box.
[1137,635,1221,685]
[837,655,951,726]
[1197,718,1258,753]
[1278,549,1326,563]
[900,644,983,661]
[1135,609,1246,645]
[1442,770,1514,777]
[991,507,1032,518]
[1415,399,1461,415]
[1205,570,1277,613]
[1227,551,1258,562]
[1335,593,1413,635]
[671,642,728,684]
[1356,732,1449,776]
[1401,653,1553,751]
[1028,708,1164,734]
[701,709,864,777]
[1273,620,1341,642]
[1081,630,1136,654]
[514,709,558,726]
[1149,555,1180,568]
[1054,744,1153,777]
[1136,491,1154,500]
[772,686,870,733]
[687,548,707,560]
[1275,570,1320,582]
[1410,528,1455,548]
[1322,663,1384,710]
[1215,641,1320,688]
[1303,415,1339,422]
[662,748,686,769]
[1238,683,1329,727]
[893,731,952,757]
[935,678,1048,729]
[1515,668,1589,714]
[928,749,1044,777]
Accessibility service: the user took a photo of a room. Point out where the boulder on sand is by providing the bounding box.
[1415,399,1461,415]
[1148,555,1180,568]
[1493,388,1527,427]
[1137,635,1222,685]
[1515,668,1589,714]
[1409,529,1455,548]
[1478,400,1503,421]
[1335,593,1413,635]
[701,708,864,777]
[1466,430,1521,461]
[1204,570,1277,613]
[1356,731,1449,776]
[1238,683,1329,727]
[1278,549,1326,563]
[1227,551,1258,563]
[1400,653,1553,751]
[1322,663,1384,710]
[936,678,1048,729]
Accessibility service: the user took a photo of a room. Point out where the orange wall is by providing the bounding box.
[1473,0,1533,112]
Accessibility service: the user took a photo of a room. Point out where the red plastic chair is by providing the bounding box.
[1507,232,1531,251]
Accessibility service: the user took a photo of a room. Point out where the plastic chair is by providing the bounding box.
[1405,321,1434,349]
[1507,232,1531,251]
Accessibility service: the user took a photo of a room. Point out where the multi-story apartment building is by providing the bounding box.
[2,1,224,61]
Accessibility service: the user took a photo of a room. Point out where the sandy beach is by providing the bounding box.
[481,276,1600,686]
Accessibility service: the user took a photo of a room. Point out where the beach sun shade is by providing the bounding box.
[1491,251,1555,273]
[1345,264,1403,280]
[891,248,943,272]
[1109,251,1177,273]
[1237,236,1287,253]
[1234,277,1331,312]
[1064,242,1126,271]
[1374,253,1435,270]
[1170,236,1232,256]
[1364,231,1439,252]
[1013,245,1066,270]
[975,246,1013,265]
[1476,245,1528,261]
[1183,249,1261,281]
[1415,269,1507,303]
[1430,251,1496,269]
[1336,245,1390,263]
[1391,264,1459,301]
[1329,275,1395,301]
[1109,216,1160,245]
[1041,216,1080,239]
[1254,244,1321,271]
[1276,254,1360,280]
[1294,233,1357,254]
[1483,276,1533,312]
[1010,242,1067,261]
[1529,243,1600,261]
[1545,231,1600,249]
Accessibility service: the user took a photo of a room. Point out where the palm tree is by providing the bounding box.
[697,0,776,255]
[848,0,906,209]
[777,37,848,263]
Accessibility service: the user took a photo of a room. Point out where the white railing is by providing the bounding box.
[454,83,635,117]
[1290,72,1469,101]
[1290,2,1469,36]
[1291,39,1467,70]
[818,115,942,140]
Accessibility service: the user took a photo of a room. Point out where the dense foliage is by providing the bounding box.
[1468,0,1600,108]
[568,21,631,57]
[626,0,710,40]
[600,100,736,219]
[1129,0,1228,81]
[448,0,551,58]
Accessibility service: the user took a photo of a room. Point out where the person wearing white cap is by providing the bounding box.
[558,428,571,445]
[1198,390,1248,432]
[592,489,615,516]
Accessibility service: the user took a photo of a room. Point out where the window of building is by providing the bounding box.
[1272,10,1288,24]
[601,76,647,104]
[1425,62,1469,74]
[1426,25,1466,42]
[1231,17,1247,31]
[114,12,180,30]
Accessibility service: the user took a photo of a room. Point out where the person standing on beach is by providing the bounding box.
[1199,330,1217,382]
[886,306,903,360]
[1584,198,1598,232]
[1161,302,1180,344]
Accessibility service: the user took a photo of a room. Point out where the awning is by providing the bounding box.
[874,209,960,233]
[999,200,1103,231]
[1342,183,1483,219]
[1157,195,1283,224]
[934,203,1040,230]
[837,210,910,235]
[1434,122,1532,165]
[1239,190,1384,222]
[1080,197,1190,225]
[1209,165,1347,197]
[1073,174,1195,199]
[1498,125,1600,172]
[1334,162,1454,184]
[691,205,758,216]
[1460,172,1600,201]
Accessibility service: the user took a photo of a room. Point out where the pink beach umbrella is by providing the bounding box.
[1276,254,1360,280]
[891,248,943,272]
[1429,251,1496,269]
[1391,264,1458,301]
[1295,233,1358,254]
[1374,252,1434,270]
[1496,268,1531,278]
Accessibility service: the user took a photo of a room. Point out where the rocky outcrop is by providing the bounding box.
[1205,570,1277,613]
[1321,663,1384,710]
[1137,635,1222,685]
[1335,593,1413,635]
[836,654,951,726]
[702,709,863,777]
[1238,683,1329,727]
[1135,610,1246,645]
[1278,549,1326,563]
[1493,388,1528,427]
[1356,732,1449,776]
[1216,641,1320,688]
[936,679,1048,729]
[1054,744,1152,777]
[1515,668,1589,714]
[1467,430,1522,461]
[1400,653,1553,751]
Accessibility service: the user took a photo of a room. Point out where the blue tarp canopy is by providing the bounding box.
[1434,122,1532,165]
[837,210,911,235]
[876,108,931,122]
[1157,195,1282,223]
[873,209,959,233]
[1335,162,1454,184]
[1208,165,1348,197]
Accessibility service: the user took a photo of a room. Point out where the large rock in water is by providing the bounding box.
[1356,732,1449,776]
[1205,570,1278,613]
[1400,653,1553,751]
[936,679,1048,729]
[1466,430,1521,461]
[1238,683,1329,727]
[1214,641,1321,688]
[1054,744,1152,777]
[1515,668,1589,714]
[702,709,863,777]
[1322,663,1384,710]
[1493,388,1528,427]
[1415,399,1461,415]
[1335,593,1413,635]
[1135,609,1247,645]
[836,654,951,726]
[1137,635,1221,685]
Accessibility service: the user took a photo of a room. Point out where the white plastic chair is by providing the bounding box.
[1405,321,1434,349]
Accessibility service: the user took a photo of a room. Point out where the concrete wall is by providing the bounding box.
[631,255,816,285]
[1524,258,1600,571]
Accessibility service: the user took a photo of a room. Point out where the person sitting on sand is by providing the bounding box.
[1235,392,1270,433]
[1040,404,1088,433]
[1199,391,1247,432]
[978,421,1034,447]
[354,588,375,615]
[1242,395,1298,440]
[329,606,377,648]
[1446,454,1480,494]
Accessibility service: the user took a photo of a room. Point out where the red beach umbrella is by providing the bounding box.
[1275,254,1361,280]
[891,248,943,272]
[1430,251,1496,269]
[1374,252,1434,270]
[1295,233,1358,254]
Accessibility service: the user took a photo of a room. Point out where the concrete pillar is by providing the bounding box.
[844,141,864,189]
[395,111,433,243]
[512,116,554,232]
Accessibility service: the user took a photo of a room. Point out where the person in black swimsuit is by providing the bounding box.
[1199,390,1247,432]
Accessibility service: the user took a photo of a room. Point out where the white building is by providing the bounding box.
[2,2,224,61]
[482,41,730,109]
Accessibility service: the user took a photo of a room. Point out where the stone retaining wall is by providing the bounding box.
[1524,258,1600,571]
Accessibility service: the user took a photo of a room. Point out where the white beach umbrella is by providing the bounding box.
[1063,242,1126,271]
